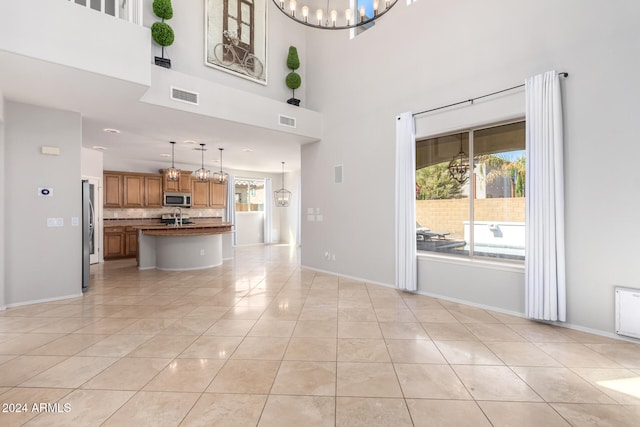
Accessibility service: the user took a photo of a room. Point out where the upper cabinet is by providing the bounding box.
[210,182,226,208]
[104,172,123,208]
[161,169,192,193]
[191,179,210,208]
[145,175,163,207]
[104,171,226,209]
[123,175,144,207]
[192,179,227,208]
[104,171,163,208]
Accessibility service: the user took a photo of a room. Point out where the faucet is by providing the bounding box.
[173,207,182,227]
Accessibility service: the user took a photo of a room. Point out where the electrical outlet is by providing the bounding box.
[331,254,336,261]
[200,249,205,256]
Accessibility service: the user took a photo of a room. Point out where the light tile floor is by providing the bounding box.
[1,245,640,426]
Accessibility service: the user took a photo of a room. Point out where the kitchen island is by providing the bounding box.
[133,222,233,271]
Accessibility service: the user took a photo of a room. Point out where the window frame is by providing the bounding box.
[235,177,265,213]
[416,118,526,264]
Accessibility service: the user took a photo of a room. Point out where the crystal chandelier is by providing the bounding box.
[192,143,210,182]
[273,0,399,30]
[166,141,180,182]
[274,162,292,207]
[448,135,470,185]
[212,148,229,184]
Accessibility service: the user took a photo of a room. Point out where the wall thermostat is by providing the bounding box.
[38,187,53,197]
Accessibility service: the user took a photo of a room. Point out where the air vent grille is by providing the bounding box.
[171,87,199,105]
[278,114,296,128]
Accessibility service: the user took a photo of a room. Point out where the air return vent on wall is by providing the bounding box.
[171,87,199,105]
[615,287,640,339]
[278,114,296,128]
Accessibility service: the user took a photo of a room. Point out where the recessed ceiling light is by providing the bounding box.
[160,153,171,157]
[103,128,120,134]
[184,140,198,144]
[242,148,254,152]
[92,145,107,150]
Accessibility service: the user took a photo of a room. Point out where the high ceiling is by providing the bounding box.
[0,51,310,174]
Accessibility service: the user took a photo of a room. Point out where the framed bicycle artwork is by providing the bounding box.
[205,0,267,85]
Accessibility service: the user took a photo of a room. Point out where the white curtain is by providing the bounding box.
[395,112,417,291]
[264,178,272,244]
[296,174,301,247]
[525,70,566,321]
[225,175,236,246]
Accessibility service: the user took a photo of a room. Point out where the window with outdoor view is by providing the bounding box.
[415,121,526,261]
[235,178,265,212]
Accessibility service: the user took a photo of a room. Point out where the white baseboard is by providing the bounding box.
[5,293,83,308]
[300,265,394,289]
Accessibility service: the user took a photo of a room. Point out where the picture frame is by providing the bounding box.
[205,0,268,85]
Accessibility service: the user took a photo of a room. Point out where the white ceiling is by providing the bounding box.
[0,51,310,174]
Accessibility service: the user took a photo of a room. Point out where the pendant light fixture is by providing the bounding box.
[166,141,180,182]
[192,143,210,182]
[273,0,399,30]
[274,162,292,207]
[212,148,228,184]
[448,134,470,185]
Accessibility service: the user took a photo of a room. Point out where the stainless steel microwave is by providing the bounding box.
[163,192,191,207]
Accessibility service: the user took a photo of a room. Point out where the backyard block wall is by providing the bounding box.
[416,198,525,238]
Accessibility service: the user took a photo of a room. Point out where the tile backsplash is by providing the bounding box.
[104,207,224,219]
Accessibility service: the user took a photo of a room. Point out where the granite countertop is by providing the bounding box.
[132,222,233,237]
[103,217,224,226]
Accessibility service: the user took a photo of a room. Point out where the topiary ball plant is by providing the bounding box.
[152,0,174,68]
[285,46,301,106]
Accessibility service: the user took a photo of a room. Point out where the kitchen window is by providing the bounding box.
[416,120,526,261]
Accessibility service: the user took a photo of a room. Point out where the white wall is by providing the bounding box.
[279,170,300,246]
[0,0,151,86]
[236,213,265,245]
[5,102,83,305]
[301,0,640,336]
[81,147,104,178]
[144,1,308,106]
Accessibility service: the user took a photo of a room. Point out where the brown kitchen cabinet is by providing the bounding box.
[104,226,125,259]
[103,173,123,208]
[191,179,227,208]
[104,226,137,260]
[145,175,163,207]
[162,170,192,193]
[104,171,163,208]
[123,175,145,207]
[125,227,138,257]
[210,182,226,207]
[191,179,210,208]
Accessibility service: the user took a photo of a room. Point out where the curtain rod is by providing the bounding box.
[412,72,569,117]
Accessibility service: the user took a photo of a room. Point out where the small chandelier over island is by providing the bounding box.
[192,143,210,182]
[166,141,180,182]
[212,148,229,184]
[273,0,399,30]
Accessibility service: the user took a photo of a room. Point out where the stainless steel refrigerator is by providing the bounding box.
[82,180,95,292]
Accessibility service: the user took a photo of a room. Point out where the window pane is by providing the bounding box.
[415,132,469,256]
[235,179,265,212]
[471,121,526,260]
[235,182,249,212]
